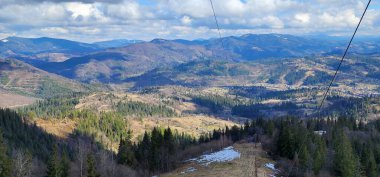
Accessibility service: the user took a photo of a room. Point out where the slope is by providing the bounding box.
[0,58,90,98]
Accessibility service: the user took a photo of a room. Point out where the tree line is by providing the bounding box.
[1,106,380,177]
[116,124,248,175]
[192,94,237,113]
[116,101,177,118]
[255,117,380,177]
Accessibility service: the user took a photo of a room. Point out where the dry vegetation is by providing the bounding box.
[35,90,238,142]
[34,115,236,142]
[0,58,86,97]
[162,142,276,177]
[0,91,37,108]
[128,116,236,141]
[34,119,76,139]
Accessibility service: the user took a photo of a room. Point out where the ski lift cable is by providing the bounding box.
[318,0,372,112]
[208,0,371,176]
[209,0,225,49]
[288,1,372,176]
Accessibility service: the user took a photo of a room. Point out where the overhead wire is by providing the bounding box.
[317,0,372,112]
[287,0,372,176]
[208,0,372,176]
[209,0,225,49]
[209,0,233,77]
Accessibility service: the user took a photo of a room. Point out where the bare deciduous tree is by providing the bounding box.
[12,149,32,177]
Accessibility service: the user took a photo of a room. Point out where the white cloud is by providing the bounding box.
[181,16,192,25]
[295,13,310,24]
[0,0,378,42]
[318,10,360,28]
[105,1,141,20]
[41,27,69,34]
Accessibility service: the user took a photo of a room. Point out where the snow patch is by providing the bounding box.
[187,146,241,166]
[265,163,276,171]
[265,163,279,177]
[180,167,197,174]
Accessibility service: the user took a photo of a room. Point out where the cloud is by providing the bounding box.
[0,0,378,42]
[181,16,192,25]
[295,13,310,24]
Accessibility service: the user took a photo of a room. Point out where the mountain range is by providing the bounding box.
[1,33,380,94]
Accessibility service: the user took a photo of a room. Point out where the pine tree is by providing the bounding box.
[0,130,11,177]
[138,131,150,170]
[60,150,70,177]
[149,127,162,171]
[333,131,356,177]
[162,128,175,171]
[86,154,99,177]
[46,144,61,177]
[361,146,378,177]
[312,137,326,175]
[298,145,310,171]
[163,128,174,154]
[117,131,136,166]
[277,125,295,159]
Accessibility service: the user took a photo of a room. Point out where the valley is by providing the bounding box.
[0,33,380,177]
[1,0,380,176]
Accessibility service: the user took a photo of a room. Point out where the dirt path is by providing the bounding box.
[163,143,276,177]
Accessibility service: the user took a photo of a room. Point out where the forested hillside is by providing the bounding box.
[0,32,379,177]
[0,58,91,98]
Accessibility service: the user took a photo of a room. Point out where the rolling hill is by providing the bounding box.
[0,58,90,98]
[128,57,380,96]
[23,34,380,85]
[38,40,214,83]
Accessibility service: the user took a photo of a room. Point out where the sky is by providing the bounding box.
[0,0,380,42]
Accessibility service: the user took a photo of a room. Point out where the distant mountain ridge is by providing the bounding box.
[0,37,144,56]
[4,33,380,86]
[0,36,99,56]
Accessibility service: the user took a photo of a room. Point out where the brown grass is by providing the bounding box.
[162,142,276,177]
[128,115,237,141]
[33,115,237,142]
[0,92,37,108]
[35,119,76,139]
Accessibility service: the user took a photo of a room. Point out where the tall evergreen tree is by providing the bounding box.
[277,125,295,159]
[360,145,378,177]
[149,127,163,171]
[333,131,356,177]
[0,130,11,177]
[46,144,61,177]
[163,128,175,171]
[60,150,70,177]
[86,154,99,177]
[312,137,326,175]
[298,145,310,171]
[137,131,150,170]
[117,131,136,167]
